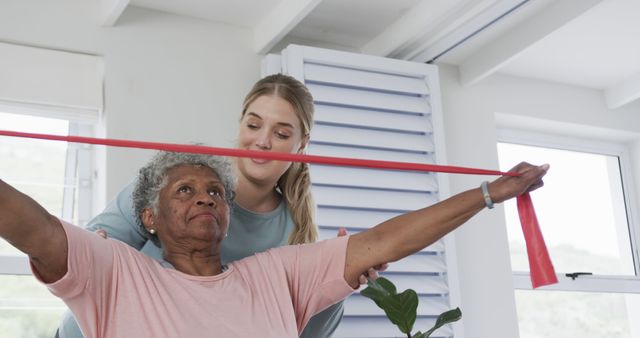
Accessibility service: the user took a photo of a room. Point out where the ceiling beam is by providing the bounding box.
[407,0,525,62]
[99,0,130,27]
[459,0,603,86]
[253,0,323,55]
[604,72,640,109]
[360,0,469,57]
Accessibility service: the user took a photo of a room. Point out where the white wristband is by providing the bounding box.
[481,181,494,209]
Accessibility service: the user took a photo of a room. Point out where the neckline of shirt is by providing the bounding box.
[232,199,286,219]
[160,260,235,281]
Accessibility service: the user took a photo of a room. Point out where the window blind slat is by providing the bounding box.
[333,317,453,338]
[310,165,437,192]
[312,124,433,153]
[308,83,430,115]
[345,294,450,316]
[316,206,404,227]
[308,143,435,163]
[315,104,432,134]
[305,63,429,95]
[354,274,448,295]
[313,185,437,211]
[294,45,433,78]
[381,254,447,273]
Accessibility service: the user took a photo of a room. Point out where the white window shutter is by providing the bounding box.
[278,45,461,338]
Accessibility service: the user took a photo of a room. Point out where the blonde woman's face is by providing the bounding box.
[237,95,307,185]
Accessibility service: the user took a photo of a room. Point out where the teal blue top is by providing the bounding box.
[57,180,343,338]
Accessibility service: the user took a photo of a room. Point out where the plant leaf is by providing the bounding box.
[362,278,418,334]
[363,278,461,337]
[423,307,462,337]
[360,277,396,308]
[378,289,418,334]
[374,277,397,295]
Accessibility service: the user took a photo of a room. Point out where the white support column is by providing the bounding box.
[253,0,323,55]
[459,0,603,86]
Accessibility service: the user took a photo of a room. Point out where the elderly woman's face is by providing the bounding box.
[151,165,230,248]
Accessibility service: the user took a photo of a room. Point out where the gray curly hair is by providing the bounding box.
[132,151,236,245]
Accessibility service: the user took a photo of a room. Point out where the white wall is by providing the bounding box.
[0,0,261,200]
[437,63,640,338]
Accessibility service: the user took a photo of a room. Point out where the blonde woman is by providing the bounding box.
[56,74,352,338]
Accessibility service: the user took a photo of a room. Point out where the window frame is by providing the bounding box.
[497,128,640,293]
[0,112,95,276]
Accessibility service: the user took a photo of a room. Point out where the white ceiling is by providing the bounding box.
[498,0,640,89]
[110,0,640,109]
[129,0,281,28]
[286,0,423,50]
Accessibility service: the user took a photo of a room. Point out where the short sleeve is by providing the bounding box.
[274,235,356,331]
[31,220,116,300]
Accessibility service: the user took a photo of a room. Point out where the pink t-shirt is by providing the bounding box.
[33,221,354,338]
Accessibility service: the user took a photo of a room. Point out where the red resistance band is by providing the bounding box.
[0,129,557,288]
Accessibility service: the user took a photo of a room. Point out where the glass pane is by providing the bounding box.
[0,275,67,338]
[0,112,69,256]
[498,143,635,276]
[515,290,639,338]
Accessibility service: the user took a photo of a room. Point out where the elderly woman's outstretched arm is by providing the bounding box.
[343,162,548,287]
[0,179,67,283]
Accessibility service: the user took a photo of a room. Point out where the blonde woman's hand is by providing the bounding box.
[95,229,108,239]
[338,227,389,284]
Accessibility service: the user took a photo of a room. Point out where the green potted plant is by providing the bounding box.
[361,277,462,338]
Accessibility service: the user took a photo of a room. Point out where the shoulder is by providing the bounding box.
[63,220,152,264]
[59,220,100,246]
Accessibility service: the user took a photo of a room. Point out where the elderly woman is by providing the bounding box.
[0,151,548,337]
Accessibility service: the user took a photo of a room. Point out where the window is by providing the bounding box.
[0,41,102,337]
[497,129,640,338]
[0,111,95,338]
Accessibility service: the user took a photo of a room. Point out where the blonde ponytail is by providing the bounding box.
[278,162,317,244]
